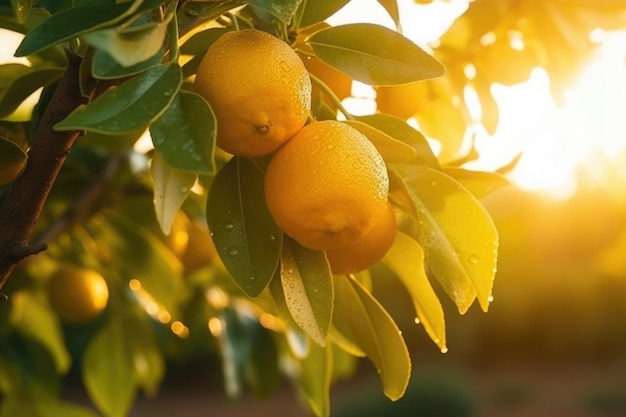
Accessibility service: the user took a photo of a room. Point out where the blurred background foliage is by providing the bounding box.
[2,0,626,416]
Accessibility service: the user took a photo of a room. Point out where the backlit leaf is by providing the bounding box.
[356,113,439,168]
[0,64,63,118]
[280,238,333,347]
[0,136,27,186]
[376,0,401,30]
[83,318,136,417]
[269,274,310,358]
[443,167,509,199]
[396,165,498,312]
[55,63,182,134]
[180,27,231,56]
[83,14,171,67]
[306,23,444,86]
[206,157,283,297]
[332,275,410,401]
[15,0,164,57]
[343,120,416,163]
[91,48,163,79]
[89,214,183,314]
[246,0,303,23]
[11,0,31,24]
[150,150,196,235]
[34,397,99,417]
[296,0,349,29]
[9,291,70,374]
[384,232,446,351]
[299,343,332,417]
[150,89,216,175]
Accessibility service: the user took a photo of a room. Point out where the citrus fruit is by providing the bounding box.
[194,29,311,157]
[47,265,109,324]
[325,201,396,275]
[181,220,221,274]
[264,120,389,251]
[303,57,352,107]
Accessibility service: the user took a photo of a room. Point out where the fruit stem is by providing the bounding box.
[308,72,354,120]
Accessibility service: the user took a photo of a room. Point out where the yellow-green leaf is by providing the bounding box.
[206,157,283,297]
[442,166,509,199]
[343,120,417,163]
[332,275,410,401]
[306,23,444,86]
[298,343,332,417]
[150,150,196,235]
[83,318,137,417]
[280,238,333,347]
[10,291,71,374]
[396,165,498,312]
[384,232,446,351]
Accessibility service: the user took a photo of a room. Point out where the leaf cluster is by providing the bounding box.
[2,0,620,415]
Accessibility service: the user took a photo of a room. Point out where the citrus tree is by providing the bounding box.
[0,0,623,416]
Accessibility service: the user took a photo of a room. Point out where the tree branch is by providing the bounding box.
[0,51,87,294]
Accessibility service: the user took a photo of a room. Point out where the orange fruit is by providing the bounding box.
[326,201,396,275]
[47,265,109,323]
[303,57,352,107]
[264,120,389,251]
[181,220,221,274]
[194,29,311,157]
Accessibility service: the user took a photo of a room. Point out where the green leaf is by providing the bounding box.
[442,167,509,199]
[125,316,165,397]
[306,23,444,86]
[280,238,333,347]
[83,318,137,417]
[343,120,416,163]
[55,62,182,134]
[206,157,283,297]
[150,89,216,175]
[11,0,32,24]
[384,232,446,351]
[296,0,349,29]
[246,0,303,23]
[396,165,498,313]
[376,0,401,30]
[83,13,171,67]
[34,397,99,417]
[332,275,410,401]
[10,291,71,375]
[89,214,183,314]
[180,27,231,56]
[299,343,332,417]
[91,48,163,79]
[0,135,27,185]
[356,113,439,168]
[15,0,158,57]
[150,150,196,235]
[268,273,310,358]
[0,63,64,118]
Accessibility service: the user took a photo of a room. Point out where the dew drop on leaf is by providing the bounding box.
[469,254,479,264]
[224,223,234,231]
[228,248,239,257]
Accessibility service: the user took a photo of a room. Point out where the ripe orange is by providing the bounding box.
[47,265,109,323]
[325,201,396,275]
[264,120,389,251]
[180,220,221,274]
[303,57,352,107]
[194,29,311,157]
